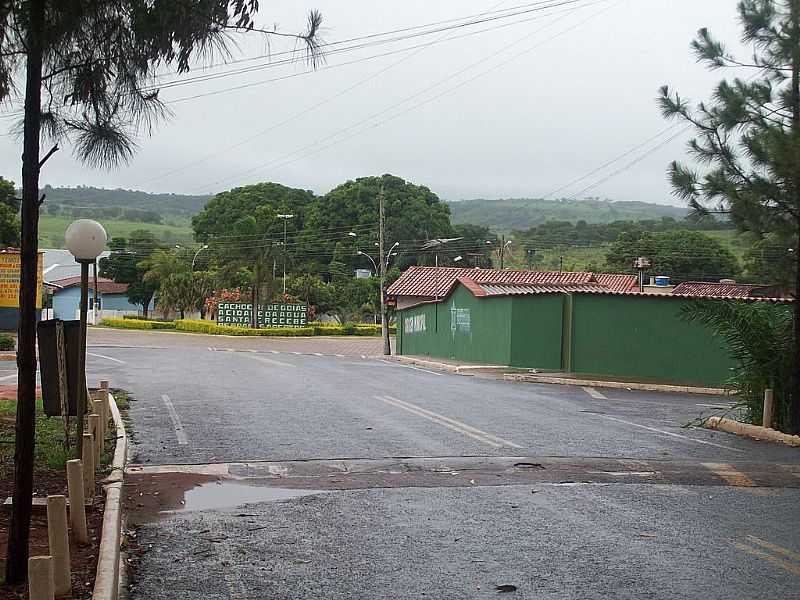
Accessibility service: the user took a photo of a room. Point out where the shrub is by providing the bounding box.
[0,334,15,351]
[682,300,793,430]
[309,322,397,336]
[175,320,314,337]
[100,318,176,330]
[122,314,172,322]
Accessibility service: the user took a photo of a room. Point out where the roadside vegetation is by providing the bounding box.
[100,318,395,337]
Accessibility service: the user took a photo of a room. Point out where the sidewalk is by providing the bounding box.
[390,354,726,395]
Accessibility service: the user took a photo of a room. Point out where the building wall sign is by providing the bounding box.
[404,314,426,334]
[450,307,471,333]
[217,302,308,327]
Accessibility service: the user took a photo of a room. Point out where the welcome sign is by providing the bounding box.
[217,302,308,328]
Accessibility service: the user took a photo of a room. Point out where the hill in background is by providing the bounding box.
[448,197,688,230]
[39,185,210,225]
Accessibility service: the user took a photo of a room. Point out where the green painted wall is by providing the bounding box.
[398,285,512,365]
[570,294,734,386]
[509,295,564,369]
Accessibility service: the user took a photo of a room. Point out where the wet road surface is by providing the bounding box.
[81,328,800,599]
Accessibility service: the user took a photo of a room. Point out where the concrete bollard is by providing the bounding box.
[28,556,55,600]
[46,495,71,596]
[65,460,88,544]
[93,398,105,447]
[81,434,95,499]
[89,413,102,464]
[763,388,774,429]
[97,386,110,426]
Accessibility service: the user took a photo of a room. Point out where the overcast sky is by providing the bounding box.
[0,0,748,205]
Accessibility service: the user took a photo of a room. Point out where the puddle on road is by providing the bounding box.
[124,472,323,522]
[180,481,321,512]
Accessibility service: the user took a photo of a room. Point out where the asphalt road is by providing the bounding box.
[81,328,800,600]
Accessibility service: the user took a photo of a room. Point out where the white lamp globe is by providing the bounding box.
[65,219,107,261]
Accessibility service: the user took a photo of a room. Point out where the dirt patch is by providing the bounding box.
[0,386,40,402]
[0,471,105,599]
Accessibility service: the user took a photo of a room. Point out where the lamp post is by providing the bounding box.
[192,244,209,272]
[277,214,293,295]
[65,219,107,459]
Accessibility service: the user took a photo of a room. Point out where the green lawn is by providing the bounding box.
[39,214,194,248]
[0,399,71,476]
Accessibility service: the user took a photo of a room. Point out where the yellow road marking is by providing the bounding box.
[733,542,800,576]
[702,463,755,487]
[746,536,800,563]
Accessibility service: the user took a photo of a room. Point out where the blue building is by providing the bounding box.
[50,275,144,320]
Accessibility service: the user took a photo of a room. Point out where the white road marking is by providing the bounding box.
[597,414,743,452]
[335,354,345,358]
[313,352,324,357]
[161,394,188,445]
[377,395,522,449]
[0,373,17,382]
[589,471,655,477]
[695,403,734,409]
[87,352,125,365]
[583,386,608,400]
[292,352,302,355]
[270,350,280,355]
[246,355,297,368]
[384,361,444,376]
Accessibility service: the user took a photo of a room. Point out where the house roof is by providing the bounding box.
[386,266,638,299]
[42,249,111,284]
[49,275,128,294]
[478,282,612,296]
[670,281,790,299]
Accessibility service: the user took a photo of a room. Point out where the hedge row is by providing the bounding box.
[100,318,176,330]
[175,320,314,337]
[100,318,394,337]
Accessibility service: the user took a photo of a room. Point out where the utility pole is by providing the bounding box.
[379,185,390,356]
[277,214,293,295]
[526,248,535,270]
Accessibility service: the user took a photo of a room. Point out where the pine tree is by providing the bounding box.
[659,0,800,433]
[0,1,321,583]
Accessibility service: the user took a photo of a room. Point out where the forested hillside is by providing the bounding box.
[449,197,687,230]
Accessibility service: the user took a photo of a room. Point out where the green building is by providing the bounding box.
[389,267,789,387]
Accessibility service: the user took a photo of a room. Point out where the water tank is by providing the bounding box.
[654,276,671,287]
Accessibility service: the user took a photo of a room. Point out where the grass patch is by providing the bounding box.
[0,399,72,477]
[39,214,193,248]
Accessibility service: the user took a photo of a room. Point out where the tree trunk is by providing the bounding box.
[790,3,800,435]
[6,0,44,584]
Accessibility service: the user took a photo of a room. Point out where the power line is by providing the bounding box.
[191,0,616,194]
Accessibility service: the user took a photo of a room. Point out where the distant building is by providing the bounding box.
[49,275,144,320]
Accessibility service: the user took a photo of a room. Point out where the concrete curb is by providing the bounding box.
[93,392,128,600]
[391,355,508,374]
[705,416,800,447]
[503,373,726,396]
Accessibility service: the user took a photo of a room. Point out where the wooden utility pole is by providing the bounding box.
[499,235,505,269]
[379,185,390,356]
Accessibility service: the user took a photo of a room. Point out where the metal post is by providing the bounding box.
[379,186,390,355]
[92,260,99,325]
[763,388,774,429]
[75,260,89,458]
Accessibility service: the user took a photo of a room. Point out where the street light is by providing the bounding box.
[277,214,294,295]
[65,219,107,459]
[192,244,209,271]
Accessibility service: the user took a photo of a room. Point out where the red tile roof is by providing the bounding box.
[478,282,612,296]
[387,266,638,299]
[670,281,792,299]
[50,276,129,295]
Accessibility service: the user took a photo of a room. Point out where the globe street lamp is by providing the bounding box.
[65,219,107,458]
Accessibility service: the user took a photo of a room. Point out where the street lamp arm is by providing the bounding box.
[358,250,378,272]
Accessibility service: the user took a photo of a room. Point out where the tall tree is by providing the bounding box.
[99,231,161,317]
[0,177,19,247]
[604,230,740,282]
[0,2,321,582]
[659,0,800,432]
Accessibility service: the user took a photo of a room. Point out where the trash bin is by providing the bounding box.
[37,319,81,417]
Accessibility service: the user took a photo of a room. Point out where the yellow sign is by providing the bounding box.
[0,251,43,309]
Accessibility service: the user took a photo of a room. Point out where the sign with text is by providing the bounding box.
[217,302,308,328]
[0,251,43,309]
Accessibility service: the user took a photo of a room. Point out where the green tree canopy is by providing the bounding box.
[659,0,800,432]
[605,230,740,282]
[99,230,162,317]
[0,177,19,247]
